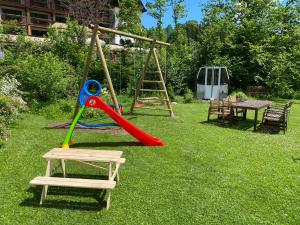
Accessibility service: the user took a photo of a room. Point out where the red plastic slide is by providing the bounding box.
[85,96,165,146]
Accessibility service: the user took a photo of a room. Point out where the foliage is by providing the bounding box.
[0,75,22,96]
[0,75,27,143]
[146,0,168,39]
[167,83,176,102]
[46,19,88,69]
[36,98,74,119]
[15,52,78,102]
[230,90,248,99]
[0,20,25,35]
[169,0,187,28]
[119,0,143,34]
[167,26,199,94]
[183,87,194,103]
[198,0,300,98]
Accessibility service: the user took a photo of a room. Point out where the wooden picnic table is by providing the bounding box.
[30,148,126,209]
[43,148,125,181]
[235,100,272,131]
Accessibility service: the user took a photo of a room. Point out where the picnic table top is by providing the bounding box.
[43,148,123,162]
[235,100,272,110]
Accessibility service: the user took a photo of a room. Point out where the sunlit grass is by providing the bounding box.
[0,100,299,224]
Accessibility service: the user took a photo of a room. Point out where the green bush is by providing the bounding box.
[0,75,27,143]
[0,95,15,122]
[230,91,248,100]
[46,19,87,68]
[183,87,194,103]
[0,94,26,143]
[36,99,74,119]
[15,52,78,102]
[0,116,9,143]
[167,84,176,102]
[0,20,25,35]
[59,100,73,113]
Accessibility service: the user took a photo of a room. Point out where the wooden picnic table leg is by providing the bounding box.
[61,160,66,178]
[243,109,247,120]
[254,109,258,131]
[106,190,112,209]
[40,160,51,205]
[108,162,112,180]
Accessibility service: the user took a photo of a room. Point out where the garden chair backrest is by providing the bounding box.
[209,100,220,112]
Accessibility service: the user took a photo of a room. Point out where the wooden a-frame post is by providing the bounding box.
[130,41,156,113]
[84,25,174,117]
[73,25,120,118]
[130,40,174,117]
[152,48,174,118]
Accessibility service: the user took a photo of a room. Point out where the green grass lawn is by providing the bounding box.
[0,101,299,224]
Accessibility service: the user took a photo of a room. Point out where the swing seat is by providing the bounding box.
[134,104,145,108]
[137,97,167,105]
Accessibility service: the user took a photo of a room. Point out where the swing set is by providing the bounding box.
[73,24,175,124]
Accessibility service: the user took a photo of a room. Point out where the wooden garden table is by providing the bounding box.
[43,148,125,179]
[235,100,272,131]
[31,148,125,208]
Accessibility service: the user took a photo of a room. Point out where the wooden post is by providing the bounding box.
[73,26,98,118]
[106,190,112,209]
[40,160,51,204]
[130,41,156,113]
[254,109,258,131]
[153,48,174,117]
[94,25,171,46]
[61,160,66,178]
[95,33,121,114]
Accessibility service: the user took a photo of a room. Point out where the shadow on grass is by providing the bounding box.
[20,173,109,211]
[200,119,255,131]
[201,119,282,134]
[20,189,107,211]
[292,157,300,163]
[256,126,281,135]
[72,141,143,148]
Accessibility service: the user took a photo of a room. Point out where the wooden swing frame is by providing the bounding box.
[74,25,174,118]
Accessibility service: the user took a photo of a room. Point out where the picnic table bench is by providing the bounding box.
[235,100,272,131]
[30,148,126,209]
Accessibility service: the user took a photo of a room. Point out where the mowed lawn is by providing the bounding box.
[0,101,299,224]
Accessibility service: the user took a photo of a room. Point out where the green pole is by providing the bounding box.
[62,106,85,149]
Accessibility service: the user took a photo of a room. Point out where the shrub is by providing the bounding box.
[0,76,27,144]
[230,91,248,100]
[15,52,78,102]
[0,20,25,35]
[46,19,87,68]
[183,87,194,103]
[0,95,23,143]
[167,84,176,102]
[59,100,73,113]
[0,75,22,96]
[37,99,74,119]
[0,95,16,122]
[0,116,9,143]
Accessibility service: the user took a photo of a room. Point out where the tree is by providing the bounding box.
[119,0,142,34]
[146,0,168,39]
[169,0,187,28]
[197,0,300,97]
[167,26,199,94]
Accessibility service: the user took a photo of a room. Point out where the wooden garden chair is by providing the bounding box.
[226,96,244,118]
[208,100,221,121]
[262,102,291,133]
[208,99,235,123]
[220,99,236,123]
